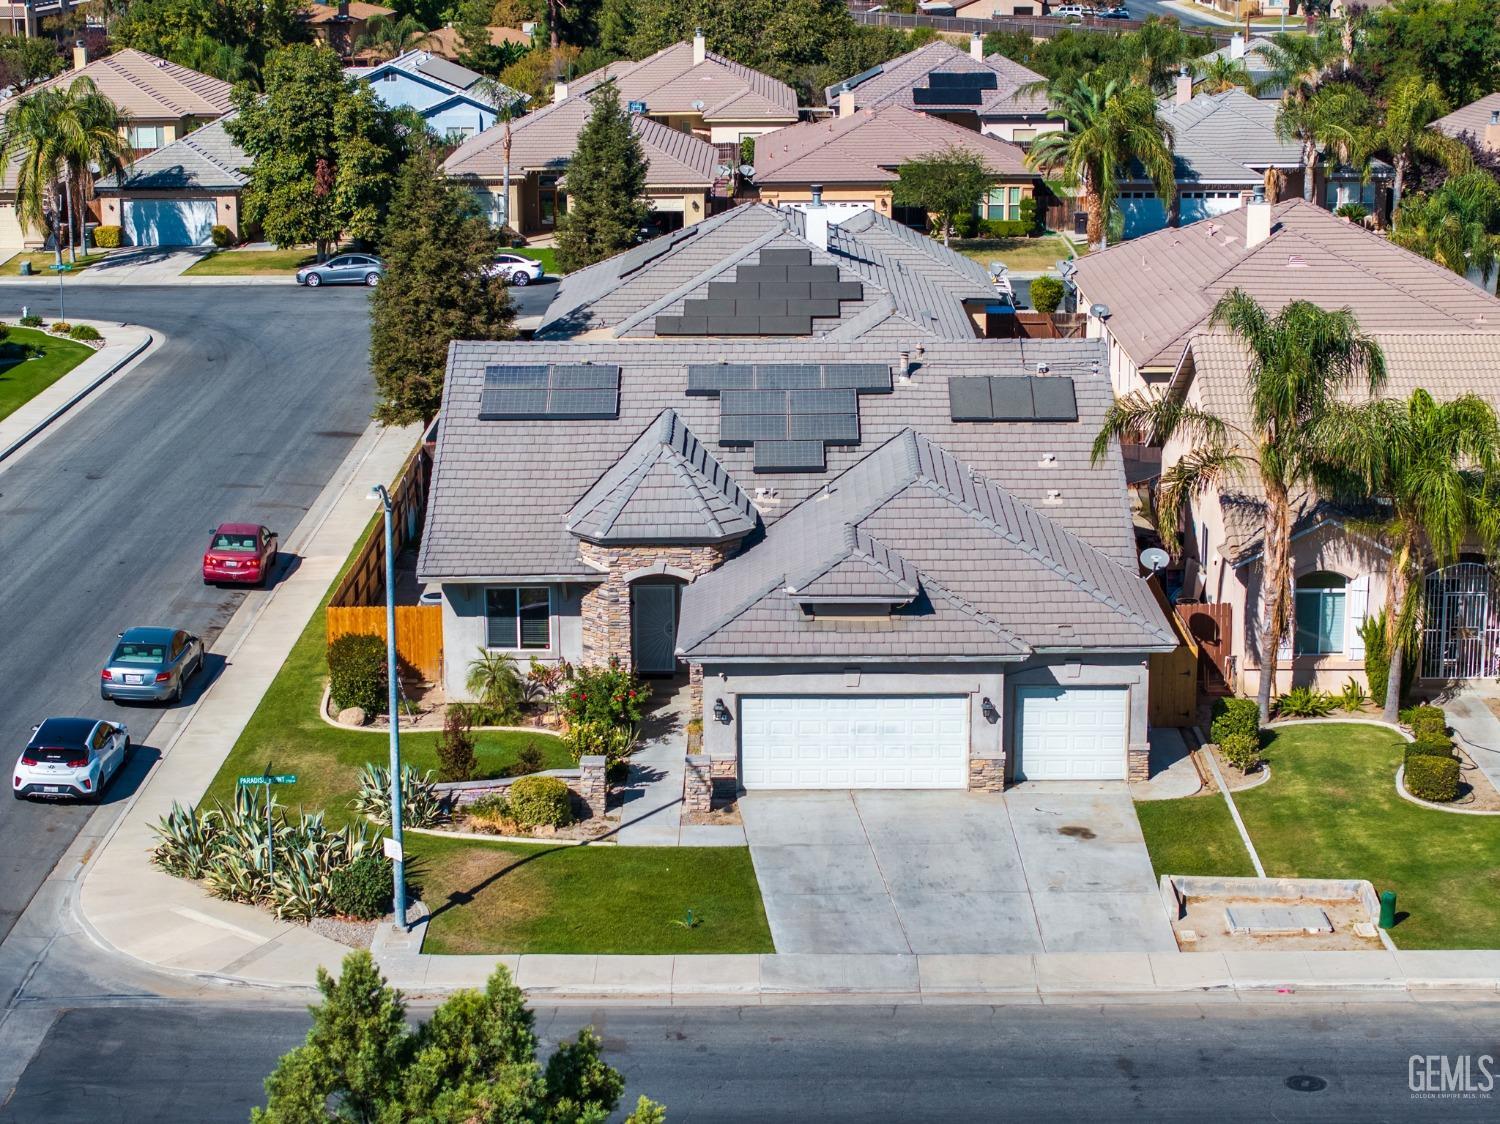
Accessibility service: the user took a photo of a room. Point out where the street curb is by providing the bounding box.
[0,326,153,464]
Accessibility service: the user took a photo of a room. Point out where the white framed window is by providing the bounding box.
[1294,571,1347,655]
[485,587,551,650]
[444,126,475,143]
[128,125,165,149]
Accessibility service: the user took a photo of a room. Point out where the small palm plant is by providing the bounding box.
[465,648,524,723]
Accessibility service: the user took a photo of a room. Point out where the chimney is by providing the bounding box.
[553,80,568,104]
[692,27,706,66]
[72,40,87,71]
[1245,186,1272,248]
[337,0,348,18]
[838,84,855,118]
[804,186,830,251]
[1486,109,1500,154]
[1228,31,1246,60]
[1175,69,1192,105]
[970,32,984,61]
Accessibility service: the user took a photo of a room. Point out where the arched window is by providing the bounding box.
[1294,571,1347,656]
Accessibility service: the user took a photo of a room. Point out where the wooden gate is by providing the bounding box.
[327,604,444,683]
[1178,602,1233,695]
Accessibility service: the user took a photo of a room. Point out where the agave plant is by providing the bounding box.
[353,762,443,828]
[150,801,219,879]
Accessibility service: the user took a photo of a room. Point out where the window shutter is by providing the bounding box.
[1345,574,1370,658]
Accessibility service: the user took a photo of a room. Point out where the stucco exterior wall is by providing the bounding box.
[708,123,789,145]
[440,581,588,699]
[978,120,1065,144]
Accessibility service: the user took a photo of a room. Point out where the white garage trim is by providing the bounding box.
[740,695,969,789]
[1013,686,1127,781]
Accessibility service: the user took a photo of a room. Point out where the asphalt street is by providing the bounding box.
[1,999,1497,1121]
[0,283,381,942]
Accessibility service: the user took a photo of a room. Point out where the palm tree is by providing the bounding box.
[1195,56,1253,96]
[1367,76,1471,212]
[1121,18,1199,94]
[1027,76,1175,251]
[52,78,131,262]
[1093,291,1386,723]
[1276,84,1371,203]
[0,87,69,267]
[1257,31,1332,102]
[355,14,433,62]
[1319,391,1500,721]
[465,649,524,721]
[1390,171,1500,284]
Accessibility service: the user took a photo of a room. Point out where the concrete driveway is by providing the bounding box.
[740,787,1176,954]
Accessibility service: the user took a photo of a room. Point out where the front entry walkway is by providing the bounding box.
[740,788,1175,955]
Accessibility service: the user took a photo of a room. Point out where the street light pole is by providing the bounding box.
[371,484,407,931]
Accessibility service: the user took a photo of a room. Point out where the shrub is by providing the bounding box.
[1405,753,1460,802]
[1360,611,1389,705]
[329,853,393,920]
[506,775,573,828]
[525,656,565,714]
[1029,274,1065,314]
[1210,697,1260,745]
[1335,202,1369,222]
[352,763,443,828]
[210,224,235,249]
[1338,677,1368,712]
[510,740,545,776]
[950,210,978,238]
[434,709,477,782]
[1404,737,1454,765]
[1404,705,1447,739]
[327,633,388,716]
[739,135,755,165]
[1018,194,1039,233]
[559,658,648,730]
[91,224,122,248]
[605,758,630,787]
[18,314,41,327]
[465,792,515,834]
[1275,686,1337,718]
[47,321,71,334]
[68,323,101,341]
[976,218,1034,238]
[465,649,523,724]
[1219,732,1261,773]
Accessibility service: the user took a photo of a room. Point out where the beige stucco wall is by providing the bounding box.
[979,121,1066,144]
[708,123,788,145]
[757,185,893,213]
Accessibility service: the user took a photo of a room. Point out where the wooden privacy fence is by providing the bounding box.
[327,604,444,684]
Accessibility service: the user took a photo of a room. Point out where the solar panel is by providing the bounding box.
[760,248,813,267]
[790,389,858,414]
[720,389,788,416]
[755,364,824,390]
[686,363,755,394]
[755,440,826,473]
[788,265,840,283]
[550,363,619,388]
[721,413,790,443]
[477,364,620,420]
[1030,376,1078,421]
[928,70,998,89]
[546,387,620,418]
[707,317,765,335]
[683,298,739,318]
[823,363,891,391]
[989,376,1036,420]
[758,315,815,334]
[484,364,549,387]
[948,377,994,421]
[912,87,983,106]
[479,387,548,418]
[791,412,860,443]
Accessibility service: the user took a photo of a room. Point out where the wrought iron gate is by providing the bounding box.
[1421,563,1500,679]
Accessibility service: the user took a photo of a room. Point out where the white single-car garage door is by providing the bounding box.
[740,695,968,789]
[1013,686,1127,781]
[0,203,26,254]
[123,199,217,247]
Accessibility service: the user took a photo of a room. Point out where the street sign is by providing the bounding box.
[238,775,270,786]
[238,774,297,786]
[271,774,297,784]
[383,836,403,862]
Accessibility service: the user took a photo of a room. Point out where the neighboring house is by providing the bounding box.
[560,32,797,144]
[93,113,246,246]
[445,94,720,236]
[347,50,523,143]
[1431,92,1500,153]
[825,37,1058,146]
[418,336,1174,789]
[1195,34,1279,99]
[949,0,1049,18]
[538,201,1011,342]
[419,24,534,62]
[304,0,395,60]
[1069,197,1500,695]
[752,104,1038,229]
[1188,0,1291,20]
[0,46,234,252]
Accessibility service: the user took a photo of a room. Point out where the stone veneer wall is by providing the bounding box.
[1128,742,1150,783]
[968,754,1005,792]
[577,541,731,669]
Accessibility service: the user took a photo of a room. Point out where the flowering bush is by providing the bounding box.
[558,659,648,730]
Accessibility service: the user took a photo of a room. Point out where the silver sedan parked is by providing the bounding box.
[296,253,385,288]
[100,627,204,705]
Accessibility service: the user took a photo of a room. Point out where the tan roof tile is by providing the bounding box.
[2,48,234,120]
[571,40,796,124]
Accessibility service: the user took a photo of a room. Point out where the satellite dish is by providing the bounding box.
[691,99,706,111]
[1090,302,1111,319]
[988,260,1005,276]
[738,164,755,177]
[1140,547,1171,574]
[715,163,732,177]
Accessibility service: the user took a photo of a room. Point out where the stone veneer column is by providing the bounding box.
[683,754,713,816]
[968,750,1005,792]
[1127,742,1151,784]
[577,755,608,820]
[688,663,704,713]
[576,541,732,668]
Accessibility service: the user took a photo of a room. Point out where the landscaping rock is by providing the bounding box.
[338,706,368,726]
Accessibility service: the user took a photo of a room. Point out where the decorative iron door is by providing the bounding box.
[1421,563,1500,679]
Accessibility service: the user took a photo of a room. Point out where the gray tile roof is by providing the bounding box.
[791,527,921,602]
[1431,92,1500,143]
[677,429,1174,661]
[1069,199,1500,370]
[1140,89,1301,187]
[570,39,797,124]
[539,203,997,341]
[565,408,758,543]
[828,40,1050,118]
[419,338,1138,591]
[0,49,233,118]
[95,112,246,193]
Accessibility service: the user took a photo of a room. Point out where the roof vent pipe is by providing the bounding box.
[1245,184,1272,248]
[692,27,706,66]
[897,350,911,383]
[970,32,984,61]
[805,186,830,251]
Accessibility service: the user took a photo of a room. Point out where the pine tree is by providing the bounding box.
[370,145,515,426]
[555,81,649,273]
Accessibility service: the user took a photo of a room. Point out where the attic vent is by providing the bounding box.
[948,376,1078,422]
[1287,254,1308,268]
[1045,489,1063,504]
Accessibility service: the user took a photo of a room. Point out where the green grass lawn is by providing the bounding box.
[410,833,773,954]
[955,235,1074,274]
[509,247,558,277]
[0,251,109,276]
[183,248,318,276]
[0,326,93,423]
[1135,793,1256,879]
[202,571,571,828]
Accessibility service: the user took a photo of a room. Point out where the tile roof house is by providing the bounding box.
[826,36,1057,146]
[419,24,534,62]
[94,113,247,245]
[419,336,1173,788]
[1073,196,1500,697]
[304,0,395,59]
[561,32,798,144]
[751,104,1038,229]
[347,49,524,144]
[1431,92,1500,153]
[537,202,1006,342]
[445,91,721,236]
[1195,34,1280,99]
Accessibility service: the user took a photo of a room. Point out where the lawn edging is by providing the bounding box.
[1193,730,1266,878]
[404,826,609,846]
[1394,764,1500,816]
[315,681,565,738]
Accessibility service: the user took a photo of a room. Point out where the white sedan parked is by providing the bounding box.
[486,253,545,286]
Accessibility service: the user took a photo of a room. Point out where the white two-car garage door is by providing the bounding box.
[1013,686,1127,781]
[123,199,217,247]
[740,696,968,789]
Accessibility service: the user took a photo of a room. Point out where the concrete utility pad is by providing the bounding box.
[741,787,1175,955]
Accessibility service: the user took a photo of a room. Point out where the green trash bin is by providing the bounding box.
[1379,889,1397,928]
[18,260,31,276]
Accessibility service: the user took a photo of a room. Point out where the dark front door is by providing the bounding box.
[631,583,678,676]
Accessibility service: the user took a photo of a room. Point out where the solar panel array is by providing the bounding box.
[912,70,997,107]
[947,375,1078,423]
[686,362,892,473]
[655,248,865,336]
[479,363,621,420]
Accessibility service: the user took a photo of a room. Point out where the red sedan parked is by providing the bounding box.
[203,523,279,586]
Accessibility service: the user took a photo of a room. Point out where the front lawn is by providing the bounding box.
[954,235,1074,273]
[202,572,571,827]
[509,247,557,277]
[1135,793,1256,879]
[0,326,93,423]
[409,833,774,954]
[183,248,317,276]
[0,251,109,276]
